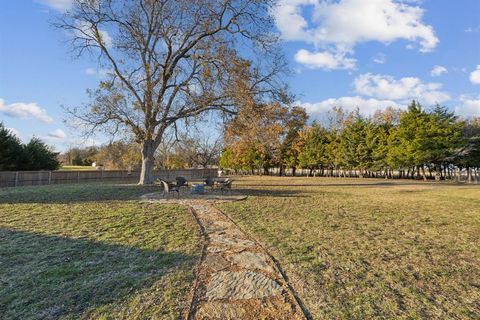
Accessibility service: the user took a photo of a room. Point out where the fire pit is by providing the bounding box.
[190,183,205,195]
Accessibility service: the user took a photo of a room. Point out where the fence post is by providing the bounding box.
[77,171,80,184]
[48,171,52,185]
[15,172,19,187]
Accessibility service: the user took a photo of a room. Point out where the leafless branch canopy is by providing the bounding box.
[57,0,288,150]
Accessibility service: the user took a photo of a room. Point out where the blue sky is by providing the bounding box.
[0,0,479,151]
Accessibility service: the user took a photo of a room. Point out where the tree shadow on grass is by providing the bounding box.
[235,180,475,190]
[0,228,195,320]
[238,181,425,188]
[0,183,162,204]
[0,183,315,204]
[233,187,314,198]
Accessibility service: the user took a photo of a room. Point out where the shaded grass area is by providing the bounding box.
[219,176,480,319]
[0,184,201,319]
[0,183,160,204]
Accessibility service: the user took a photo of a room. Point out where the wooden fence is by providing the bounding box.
[0,169,218,188]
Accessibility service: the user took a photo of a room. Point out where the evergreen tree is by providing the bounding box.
[370,109,400,178]
[0,123,23,171]
[387,101,427,177]
[325,130,345,176]
[341,111,373,177]
[21,137,60,171]
[424,105,463,179]
[454,119,480,182]
[296,123,329,175]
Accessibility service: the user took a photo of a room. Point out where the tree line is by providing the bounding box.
[0,123,60,171]
[60,132,221,170]
[220,101,480,182]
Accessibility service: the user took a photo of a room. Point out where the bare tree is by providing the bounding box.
[56,0,287,184]
[177,133,223,168]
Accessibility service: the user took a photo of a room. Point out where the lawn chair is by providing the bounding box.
[204,177,215,190]
[160,180,179,199]
[175,176,188,189]
[218,178,232,194]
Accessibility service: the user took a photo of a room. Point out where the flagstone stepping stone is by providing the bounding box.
[141,195,306,319]
[206,270,283,300]
[225,251,276,273]
[208,234,256,253]
[195,301,245,319]
[203,254,231,272]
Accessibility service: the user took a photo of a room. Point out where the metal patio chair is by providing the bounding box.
[204,177,215,190]
[175,176,188,189]
[217,178,232,194]
[160,179,180,199]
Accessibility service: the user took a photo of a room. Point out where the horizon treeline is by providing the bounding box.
[60,134,221,171]
[220,101,480,182]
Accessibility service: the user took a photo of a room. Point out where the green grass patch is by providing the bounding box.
[59,166,96,171]
[0,183,201,319]
[219,177,480,319]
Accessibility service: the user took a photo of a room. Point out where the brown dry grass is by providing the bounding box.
[218,176,480,319]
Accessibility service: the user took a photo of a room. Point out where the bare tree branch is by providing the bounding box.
[56,0,287,184]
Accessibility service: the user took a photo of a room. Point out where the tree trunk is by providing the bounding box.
[435,164,442,181]
[421,166,427,181]
[263,167,269,175]
[139,140,155,185]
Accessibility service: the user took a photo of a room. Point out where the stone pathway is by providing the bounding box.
[140,193,306,320]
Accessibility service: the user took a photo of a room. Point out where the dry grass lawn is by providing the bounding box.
[0,183,201,320]
[2,178,478,319]
[218,176,480,319]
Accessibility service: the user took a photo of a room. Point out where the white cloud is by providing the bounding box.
[40,132,101,152]
[455,96,480,117]
[431,65,447,77]
[353,73,450,105]
[313,0,438,52]
[85,68,96,76]
[36,0,73,11]
[469,65,480,85]
[75,21,113,48]
[273,0,438,69]
[48,129,67,139]
[465,26,480,33]
[85,67,113,78]
[98,30,113,48]
[294,49,356,70]
[373,53,387,64]
[272,0,317,42]
[0,99,53,123]
[299,96,402,117]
